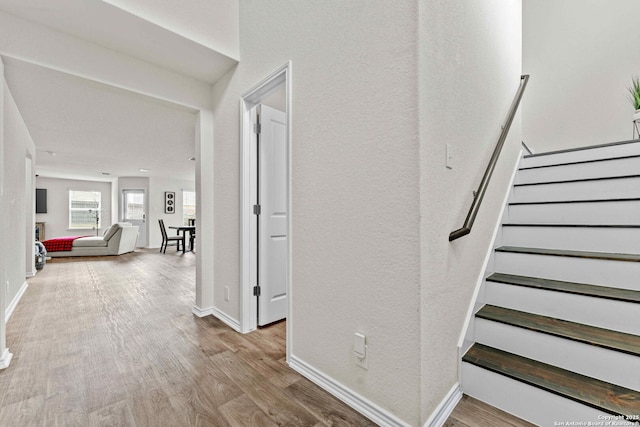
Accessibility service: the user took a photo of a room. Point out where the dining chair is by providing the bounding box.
[158,219,184,253]
[187,218,196,250]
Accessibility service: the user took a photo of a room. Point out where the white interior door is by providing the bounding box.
[122,189,146,247]
[258,104,288,326]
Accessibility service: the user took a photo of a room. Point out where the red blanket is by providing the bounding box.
[42,236,89,252]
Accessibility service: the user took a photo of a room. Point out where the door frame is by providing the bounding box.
[121,188,147,247]
[239,62,292,348]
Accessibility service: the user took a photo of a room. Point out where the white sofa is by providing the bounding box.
[48,223,139,257]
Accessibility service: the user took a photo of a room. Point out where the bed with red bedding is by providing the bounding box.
[40,223,139,257]
[42,236,89,252]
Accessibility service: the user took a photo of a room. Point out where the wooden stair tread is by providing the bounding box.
[509,197,640,206]
[463,344,640,417]
[519,153,640,171]
[466,141,640,420]
[496,246,640,262]
[486,273,640,304]
[476,305,640,357]
[523,138,640,159]
[502,223,640,228]
[514,173,640,187]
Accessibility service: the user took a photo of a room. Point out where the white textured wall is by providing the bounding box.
[0,59,6,362]
[25,157,35,276]
[523,0,640,152]
[34,177,112,239]
[419,0,522,421]
[148,176,195,248]
[195,110,214,311]
[3,77,36,319]
[104,0,239,60]
[211,1,421,423]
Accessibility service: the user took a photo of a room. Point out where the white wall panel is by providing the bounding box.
[523,0,640,152]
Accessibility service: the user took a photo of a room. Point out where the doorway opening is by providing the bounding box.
[122,189,147,247]
[240,63,292,360]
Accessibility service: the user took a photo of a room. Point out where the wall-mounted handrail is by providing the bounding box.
[449,75,530,242]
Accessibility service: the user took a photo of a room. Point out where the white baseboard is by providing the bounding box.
[210,307,241,332]
[193,305,241,333]
[289,355,412,427]
[26,269,36,278]
[192,305,214,318]
[0,348,13,369]
[423,383,462,427]
[5,281,28,323]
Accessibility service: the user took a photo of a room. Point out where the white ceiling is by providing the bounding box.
[0,0,237,84]
[4,57,198,182]
[0,0,238,184]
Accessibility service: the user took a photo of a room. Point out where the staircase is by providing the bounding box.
[461,140,640,425]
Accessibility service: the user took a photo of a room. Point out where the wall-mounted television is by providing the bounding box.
[36,188,47,213]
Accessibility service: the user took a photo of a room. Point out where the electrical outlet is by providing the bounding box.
[224,286,230,302]
[354,333,368,369]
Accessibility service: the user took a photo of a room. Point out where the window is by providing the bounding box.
[124,191,144,220]
[69,190,101,229]
[183,190,196,225]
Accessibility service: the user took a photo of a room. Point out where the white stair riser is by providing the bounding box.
[506,200,640,225]
[462,363,608,426]
[511,177,640,203]
[501,226,640,253]
[516,156,640,184]
[462,145,640,422]
[475,318,640,391]
[494,251,640,291]
[521,142,640,168]
[484,281,640,335]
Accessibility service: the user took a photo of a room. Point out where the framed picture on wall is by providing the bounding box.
[164,191,175,213]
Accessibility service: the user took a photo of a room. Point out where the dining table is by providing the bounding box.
[168,225,196,253]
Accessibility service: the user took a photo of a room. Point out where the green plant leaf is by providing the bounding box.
[628,75,640,110]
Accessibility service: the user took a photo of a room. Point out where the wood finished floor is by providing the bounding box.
[1,249,374,426]
[1,249,533,426]
[445,395,536,427]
